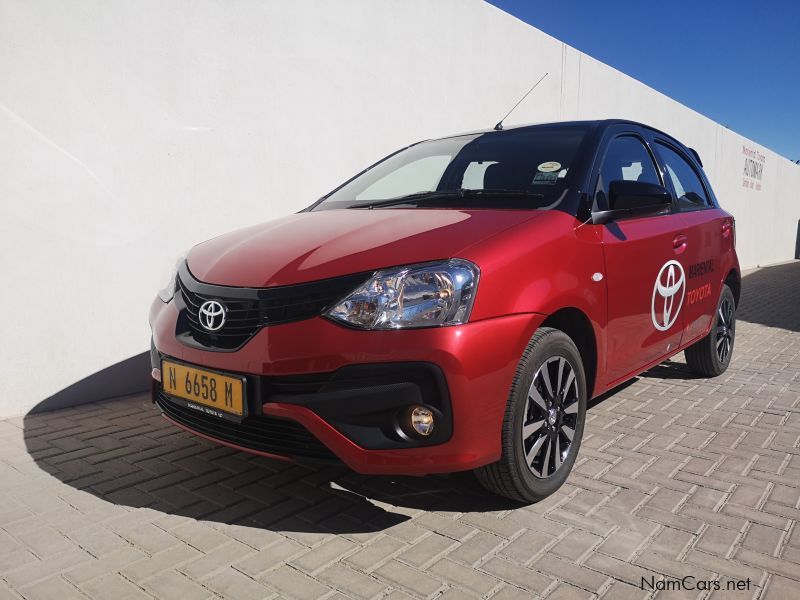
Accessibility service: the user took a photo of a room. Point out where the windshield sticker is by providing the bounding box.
[533,172,559,185]
[537,161,561,173]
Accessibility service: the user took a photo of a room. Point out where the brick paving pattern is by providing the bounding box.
[1,261,799,599]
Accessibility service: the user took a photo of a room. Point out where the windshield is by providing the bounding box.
[312,126,589,211]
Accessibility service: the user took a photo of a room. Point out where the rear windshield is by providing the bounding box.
[312,126,589,210]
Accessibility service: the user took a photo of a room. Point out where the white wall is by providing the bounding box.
[1,0,798,417]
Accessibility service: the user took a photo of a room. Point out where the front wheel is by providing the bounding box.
[684,284,736,377]
[475,327,587,503]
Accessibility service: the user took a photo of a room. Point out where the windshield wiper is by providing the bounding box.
[358,189,544,209]
[359,190,464,209]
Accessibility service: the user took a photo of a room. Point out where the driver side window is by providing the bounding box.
[595,136,661,209]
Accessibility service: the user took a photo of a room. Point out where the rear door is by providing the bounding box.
[652,140,727,344]
[594,129,686,386]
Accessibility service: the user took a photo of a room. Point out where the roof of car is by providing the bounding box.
[449,119,668,138]
[439,119,701,166]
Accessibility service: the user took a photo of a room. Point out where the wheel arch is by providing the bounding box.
[541,307,599,399]
[724,268,741,307]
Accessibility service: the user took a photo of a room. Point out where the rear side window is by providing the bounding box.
[655,143,710,210]
[595,136,660,208]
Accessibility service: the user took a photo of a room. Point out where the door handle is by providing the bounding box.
[673,234,688,252]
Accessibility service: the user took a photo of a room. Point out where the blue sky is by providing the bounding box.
[487,1,800,161]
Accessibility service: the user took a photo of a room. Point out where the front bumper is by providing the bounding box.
[150,297,545,475]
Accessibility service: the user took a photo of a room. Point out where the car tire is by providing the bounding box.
[684,284,736,377]
[475,327,587,503]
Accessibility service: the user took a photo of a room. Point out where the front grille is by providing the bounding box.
[175,263,368,351]
[156,392,339,463]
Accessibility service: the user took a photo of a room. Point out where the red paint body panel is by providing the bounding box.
[599,212,686,384]
[187,209,544,287]
[679,209,735,342]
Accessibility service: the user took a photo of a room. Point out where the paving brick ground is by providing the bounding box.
[1,261,799,599]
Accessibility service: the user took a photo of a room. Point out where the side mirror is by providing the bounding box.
[592,180,672,224]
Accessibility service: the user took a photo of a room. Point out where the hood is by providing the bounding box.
[187,208,544,287]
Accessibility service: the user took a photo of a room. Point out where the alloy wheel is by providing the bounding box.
[716,296,734,364]
[521,356,580,478]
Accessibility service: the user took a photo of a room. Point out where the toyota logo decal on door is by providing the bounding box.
[651,260,685,331]
[198,300,226,331]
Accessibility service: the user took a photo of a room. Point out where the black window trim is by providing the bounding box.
[652,138,714,213]
[591,131,672,217]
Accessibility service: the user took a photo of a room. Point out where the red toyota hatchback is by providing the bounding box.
[150,120,740,502]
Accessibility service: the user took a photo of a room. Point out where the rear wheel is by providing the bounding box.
[684,284,736,377]
[475,327,587,503]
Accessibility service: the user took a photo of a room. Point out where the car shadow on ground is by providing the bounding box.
[21,379,648,535]
[21,261,799,535]
[22,395,523,535]
[638,359,704,380]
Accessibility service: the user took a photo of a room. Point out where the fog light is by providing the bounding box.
[410,406,435,436]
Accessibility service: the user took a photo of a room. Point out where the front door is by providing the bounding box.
[595,134,686,386]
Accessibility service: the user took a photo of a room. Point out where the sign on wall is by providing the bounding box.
[742,145,765,191]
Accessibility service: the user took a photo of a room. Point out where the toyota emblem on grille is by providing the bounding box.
[198,300,226,331]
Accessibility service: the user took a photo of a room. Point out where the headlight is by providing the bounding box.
[158,255,185,303]
[326,259,479,329]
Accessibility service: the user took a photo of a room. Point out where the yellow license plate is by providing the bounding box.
[161,360,245,418]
